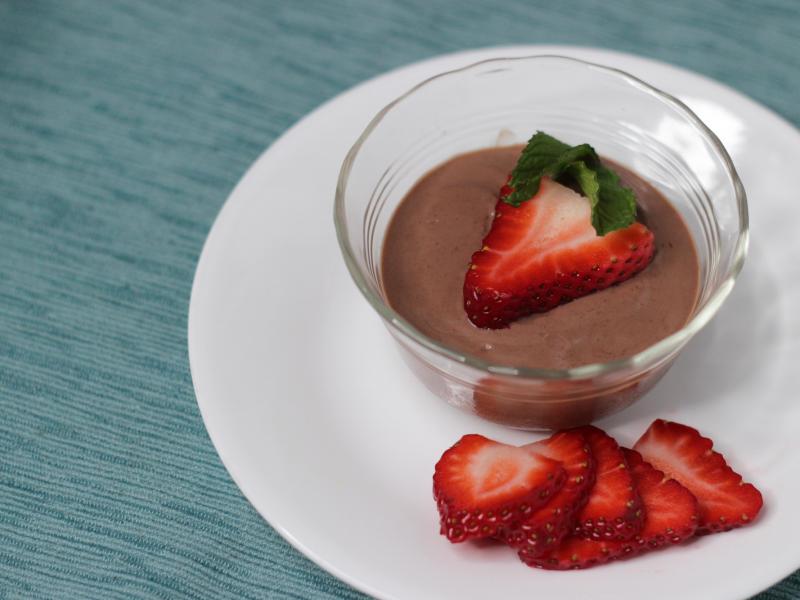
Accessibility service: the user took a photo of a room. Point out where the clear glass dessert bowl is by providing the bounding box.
[334,55,748,430]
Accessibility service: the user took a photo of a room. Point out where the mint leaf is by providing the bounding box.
[593,165,637,235]
[506,132,597,207]
[503,131,637,235]
[565,160,600,211]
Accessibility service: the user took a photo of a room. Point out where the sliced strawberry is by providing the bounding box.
[504,430,596,559]
[464,177,655,328]
[633,419,763,533]
[573,426,643,540]
[433,434,567,542]
[622,449,699,544]
[528,448,699,569]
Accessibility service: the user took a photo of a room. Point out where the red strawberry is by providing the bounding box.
[573,426,643,540]
[504,430,596,559]
[433,434,567,543]
[529,448,699,569]
[633,419,763,533]
[463,177,655,328]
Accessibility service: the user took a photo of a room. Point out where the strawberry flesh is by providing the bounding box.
[503,430,596,559]
[464,177,655,329]
[633,419,763,533]
[528,448,699,569]
[573,426,643,540]
[433,434,567,543]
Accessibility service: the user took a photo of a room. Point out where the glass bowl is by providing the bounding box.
[334,55,748,430]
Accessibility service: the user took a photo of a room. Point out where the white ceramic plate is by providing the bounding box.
[188,46,800,600]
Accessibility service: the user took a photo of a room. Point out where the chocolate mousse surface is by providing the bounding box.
[380,145,700,370]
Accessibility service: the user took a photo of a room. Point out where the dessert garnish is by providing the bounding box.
[531,448,699,569]
[570,426,643,541]
[633,419,763,532]
[464,132,656,328]
[501,429,596,558]
[433,434,567,543]
[432,420,764,570]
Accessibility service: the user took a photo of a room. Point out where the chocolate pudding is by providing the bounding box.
[381,146,700,370]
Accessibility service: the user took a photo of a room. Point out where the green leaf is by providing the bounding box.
[506,132,597,206]
[565,160,600,211]
[503,131,637,235]
[593,165,637,235]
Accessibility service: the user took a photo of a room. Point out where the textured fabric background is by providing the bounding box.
[0,1,797,598]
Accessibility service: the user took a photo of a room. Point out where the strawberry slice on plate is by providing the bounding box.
[504,429,596,559]
[464,177,655,329]
[633,419,764,533]
[530,448,699,570]
[572,426,643,541]
[433,434,567,543]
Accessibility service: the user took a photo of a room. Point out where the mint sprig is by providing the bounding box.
[504,131,636,236]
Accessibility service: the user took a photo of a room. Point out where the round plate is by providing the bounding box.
[188,46,800,600]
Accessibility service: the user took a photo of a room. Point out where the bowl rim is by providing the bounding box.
[333,54,749,380]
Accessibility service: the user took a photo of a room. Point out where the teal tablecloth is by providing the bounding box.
[1,1,797,598]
